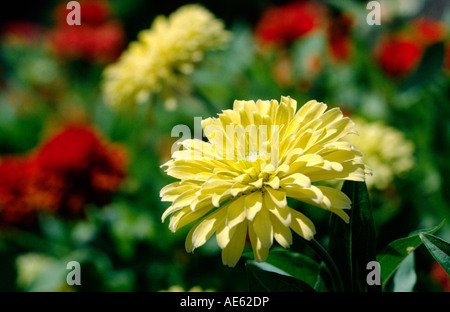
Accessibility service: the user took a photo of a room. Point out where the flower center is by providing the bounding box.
[245,151,260,162]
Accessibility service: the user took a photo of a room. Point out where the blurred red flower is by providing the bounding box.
[0,156,63,225]
[1,21,44,46]
[54,0,111,26]
[35,125,127,215]
[0,124,127,226]
[430,261,450,292]
[411,18,447,47]
[375,35,423,79]
[47,22,124,63]
[255,1,325,46]
[47,0,125,63]
[328,14,354,62]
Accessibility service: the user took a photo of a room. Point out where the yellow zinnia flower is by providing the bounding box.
[346,117,414,191]
[102,4,231,109]
[160,97,371,267]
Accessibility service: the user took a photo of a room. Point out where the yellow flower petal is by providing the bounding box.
[244,191,263,221]
[216,218,231,249]
[248,224,270,263]
[317,186,351,210]
[263,192,291,226]
[172,189,199,209]
[270,213,293,248]
[329,208,350,223]
[252,208,273,249]
[289,208,316,240]
[226,196,246,229]
[280,173,311,188]
[280,96,297,120]
[169,206,213,232]
[162,205,184,222]
[186,207,227,252]
[264,187,287,208]
[222,221,247,267]
[265,176,280,189]
[284,184,324,206]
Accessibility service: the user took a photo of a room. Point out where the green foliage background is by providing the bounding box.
[0,0,449,291]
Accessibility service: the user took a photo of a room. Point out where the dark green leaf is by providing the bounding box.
[314,262,332,292]
[246,261,316,292]
[302,238,344,291]
[376,220,445,290]
[329,181,378,292]
[243,249,320,288]
[420,233,450,275]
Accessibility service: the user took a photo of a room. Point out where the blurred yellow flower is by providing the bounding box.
[16,253,56,290]
[102,4,231,109]
[159,285,214,292]
[15,253,75,292]
[347,118,414,191]
[160,97,371,267]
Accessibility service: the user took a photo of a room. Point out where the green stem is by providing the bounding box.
[145,93,157,127]
[304,238,345,292]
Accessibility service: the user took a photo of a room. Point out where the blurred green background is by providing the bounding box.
[0,0,449,292]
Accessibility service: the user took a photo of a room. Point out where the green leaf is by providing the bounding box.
[329,181,378,292]
[302,238,344,291]
[246,261,316,292]
[420,233,450,275]
[243,249,320,288]
[391,252,417,292]
[376,220,445,290]
[313,262,332,292]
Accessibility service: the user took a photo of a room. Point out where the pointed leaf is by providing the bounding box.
[420,233,450,275]
[329,181,378,292]
[243,249,320,288]
[376,220,445,290]
[246,261,315,292]
[313,262,332,292]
